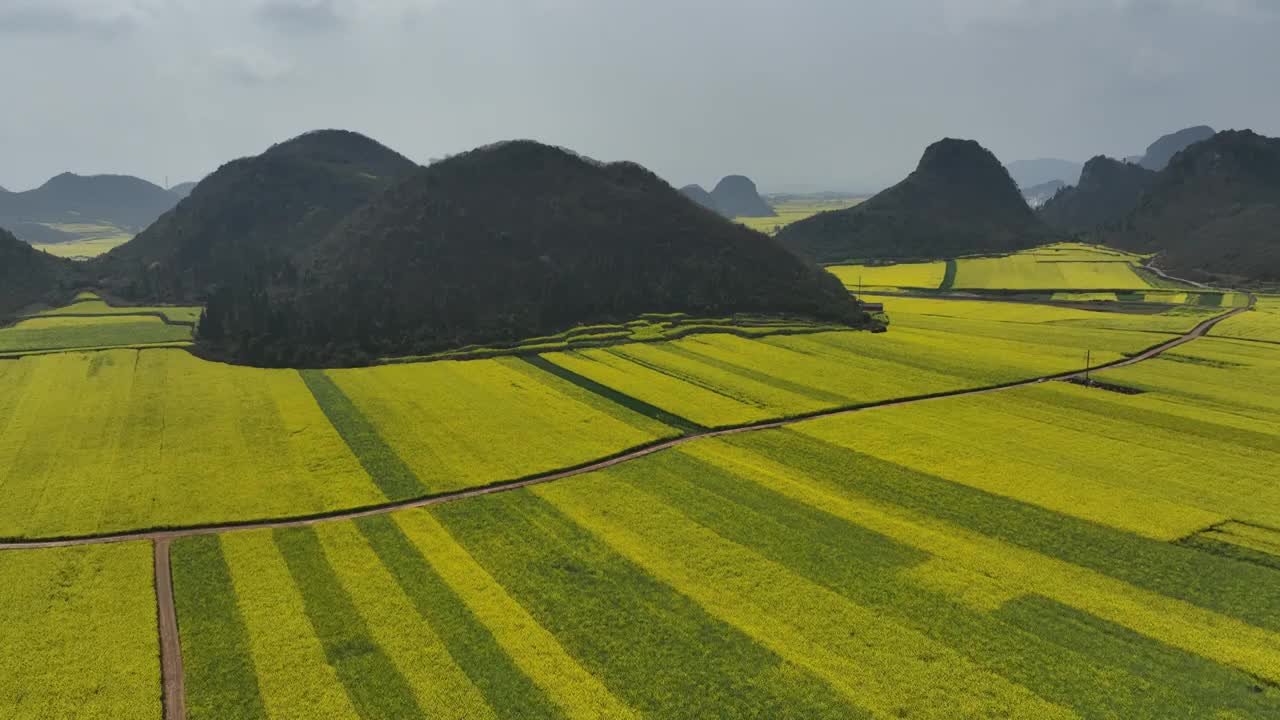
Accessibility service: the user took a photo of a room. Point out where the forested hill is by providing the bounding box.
[92,130,418,301]
[777,138,1059,263]
[198,140,867,367]
[1103,129,1280,282]
[0,173,178,242]
[0,228,76,317]
[1039,156,1156,233]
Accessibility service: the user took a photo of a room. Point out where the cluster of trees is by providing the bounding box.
[193,140,867,367]
[0,228,77,316]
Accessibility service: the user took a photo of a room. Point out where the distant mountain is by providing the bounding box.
[93,130,419,301]
[679,184,718,212]
[168,181,199,198]
[778,138,1059,263]
[0,173,179,240]
[710,175,775,217]
[1039,156,1156,233]
[197,140,866,366]
[0,227,76,317]
[1022,179,1066,208]
[1005,158,1083,188]
[1103,130,1280,282]
[1138,125,1215,171]
[678,176,775,218]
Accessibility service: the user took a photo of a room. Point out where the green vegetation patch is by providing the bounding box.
[355,515,560,718]
[431,490,859,719]
[299,369,425,500]
[273,526,427,719]
[172,535,267,720]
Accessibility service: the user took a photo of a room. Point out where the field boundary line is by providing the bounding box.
[0,301,1251,551]
[153,539,187,720]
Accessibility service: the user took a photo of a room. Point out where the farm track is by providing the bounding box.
[0,296,1254,719]
[153,539,186,720]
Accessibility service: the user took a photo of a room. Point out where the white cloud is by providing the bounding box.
[0,0,154,33]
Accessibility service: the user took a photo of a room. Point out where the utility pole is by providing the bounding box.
[1084,349,1092,384]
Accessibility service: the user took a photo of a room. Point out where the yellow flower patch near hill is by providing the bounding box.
[0,349,385,539]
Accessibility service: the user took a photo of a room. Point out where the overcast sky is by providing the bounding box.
[2,0,1279,193]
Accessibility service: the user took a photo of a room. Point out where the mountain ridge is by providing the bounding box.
[778,138,1059,262]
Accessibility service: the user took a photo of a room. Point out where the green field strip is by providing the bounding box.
[633,447,1278,717]
[355,514,560,719]
[495,356,678,440]
[221,532,362,717]
[430,491,856,719]
[0,320,192,355]
[520,355,703,433]
[604,344,766,403]
[939,258,957,289]
[541,348,768,427]
[392,511,639,719]
[650,340,850,405]
[535,474,1074,720]
[299,369,425,500]
[314,522,498,719]
[171,536,267,720]
[273,527,427,720]
[721,429,1280,644]
[996,595,1280,715]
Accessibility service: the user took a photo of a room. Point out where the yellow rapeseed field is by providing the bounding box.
[0,349,384,539]
[0,543,159,719]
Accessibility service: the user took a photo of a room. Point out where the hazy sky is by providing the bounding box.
[2,0,1279,193]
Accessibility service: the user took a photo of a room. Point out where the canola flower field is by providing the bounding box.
[0,542,159,720]
[3,250,1279,719]
[169,345,1280,717]
[1212,294,1280,343]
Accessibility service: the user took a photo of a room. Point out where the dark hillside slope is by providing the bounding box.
[198,141,866,366]
[778,138,1058,262]
[1139,126,1215,171]
[1039,156,1156,233]
[93,130,418,301]
[1103,130,1280,282]
[0,228,76,317]
[710,175,775,217]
